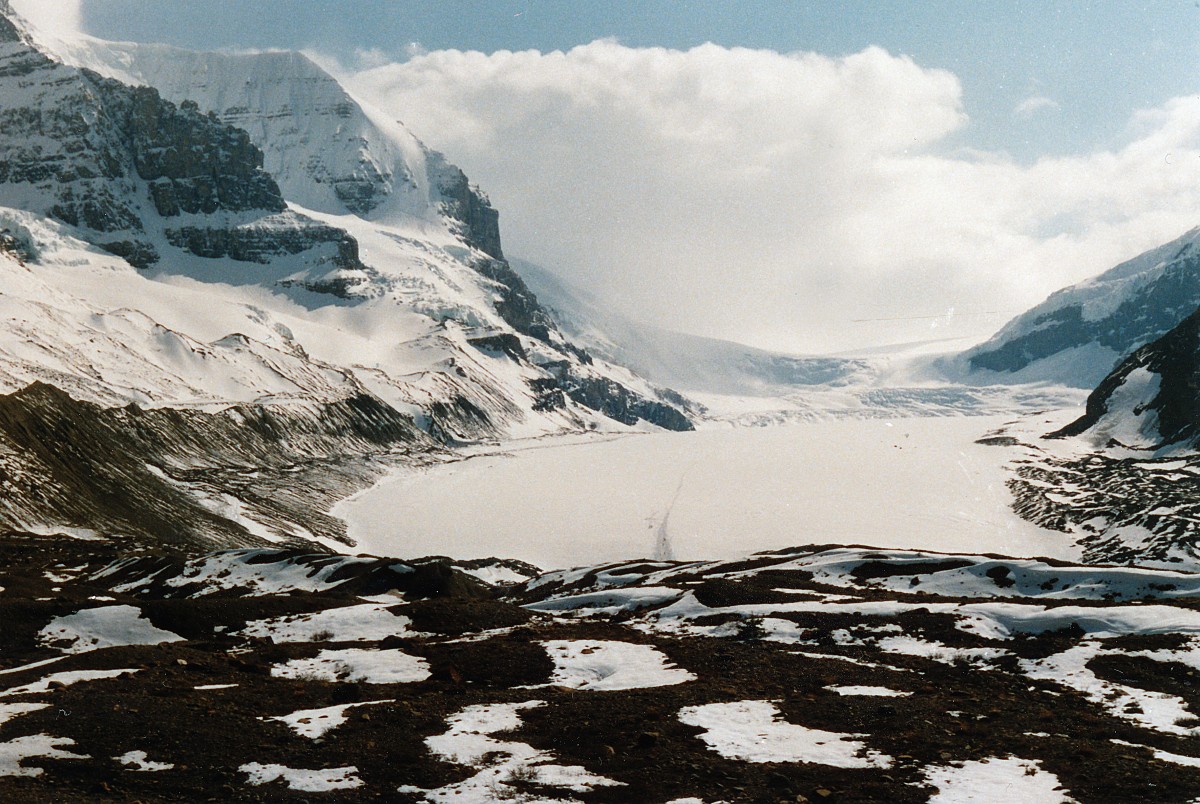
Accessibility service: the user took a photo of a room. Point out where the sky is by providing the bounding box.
[14,1,1200,353]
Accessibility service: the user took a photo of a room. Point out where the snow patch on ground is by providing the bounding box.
[0,669,135,698]
[152,550,407,597]
[116,750,174,772]
[0,702,49,727]
[825,685,912,697]
[270,648,430,684]
[37,605,183,654]
[421,700,624,801]
[269,700,393,739]
[877,635,1008,666]
[677,700,892,768]
[0,735,87,778]
[540,640,695,691]
[922,756,1074,802]
[240,762,363,792]
[238,603,413,643]
[1021,642,1200,735]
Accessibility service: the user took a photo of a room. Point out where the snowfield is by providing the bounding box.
[342,415,1081,569]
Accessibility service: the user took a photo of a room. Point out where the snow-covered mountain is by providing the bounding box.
[515,258,871,397]
[962,226,1200,387]
[0,2,693,547]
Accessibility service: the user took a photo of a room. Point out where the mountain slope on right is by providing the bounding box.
[962,226,1200,387]
[1050,305,1200,451]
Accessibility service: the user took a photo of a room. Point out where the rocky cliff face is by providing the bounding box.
[0,11,373,293]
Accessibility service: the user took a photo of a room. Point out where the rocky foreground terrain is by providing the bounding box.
[3,533,1200,802]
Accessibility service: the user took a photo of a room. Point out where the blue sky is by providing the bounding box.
[38,1,1200,351]
[80,1,1200,161]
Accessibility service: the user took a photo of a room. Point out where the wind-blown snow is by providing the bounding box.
[116,750,174,772]
[0,702,49,727]
[0,669,135,698]
[678,700,892,768]
[1021,642,1200,735]
[825,685,912,697]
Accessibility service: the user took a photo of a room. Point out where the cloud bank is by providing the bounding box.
[350,40,1200,353]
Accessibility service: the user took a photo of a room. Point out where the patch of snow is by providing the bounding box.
[0,734,88,778]
[423,700,623,801]
[525,586,684,615]
[0,669,136,698]
[37,605,183,654]
[539,640,695,691]
[157,550,398,597]
[923,756,1074,802]
[877,636,1008,666]
[0,702,49,727]
[1111,739,1200,768]
[269,700,393,739]
[1022,642,1200,735]
[193,684,238,691]
[240,762,363,793]
[238,602,413,643]
[1087,367,1163,448]
[116,750,174,772]
[957,602,1200,640]
[677,700,892,768]
[458,564,534,586]
[270,648,430,684]
[825,686,912,697]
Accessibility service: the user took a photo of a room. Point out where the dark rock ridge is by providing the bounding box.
[536,364,696,431]
[1051,305,1200,448]
[967,227,1200,381]
[434,163,504,260]
[0,382,434,549]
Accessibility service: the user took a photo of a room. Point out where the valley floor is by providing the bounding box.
[339,414,1083,570]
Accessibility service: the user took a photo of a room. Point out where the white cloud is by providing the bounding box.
[1014,95,1061,119]
[349,41,1200,353]
[8,0,82,39]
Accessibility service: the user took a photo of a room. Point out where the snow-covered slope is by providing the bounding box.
[1051,305,1200,451]
[962,226,1200,387]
